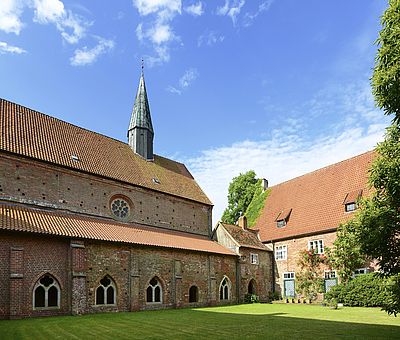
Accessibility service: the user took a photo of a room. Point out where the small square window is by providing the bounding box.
[277,219,286,228]
[345,203,357,212]
[324,270,336,279]
[250,253,259,264]
[283,272,295,279]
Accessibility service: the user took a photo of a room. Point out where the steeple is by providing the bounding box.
[128,62,154,160]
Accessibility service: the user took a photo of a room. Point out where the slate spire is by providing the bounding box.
[128,62,154,160]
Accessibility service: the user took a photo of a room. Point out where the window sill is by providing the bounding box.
[33,306,60,311]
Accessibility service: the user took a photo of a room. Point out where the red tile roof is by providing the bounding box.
[219,223,269,251]
[256,151,375,242]
[0,202,235,255]
[0,99,211,205]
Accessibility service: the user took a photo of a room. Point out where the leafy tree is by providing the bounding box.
[325,220,367,284]
[371,0,400,123]
[355,124,400,277]
[221,170,258,224]
[296,249,325,301]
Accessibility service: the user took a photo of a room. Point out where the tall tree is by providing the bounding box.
[372,0,400,123]
[221,170,258,224]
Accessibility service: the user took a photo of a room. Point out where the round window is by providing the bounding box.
[110,196,131,220]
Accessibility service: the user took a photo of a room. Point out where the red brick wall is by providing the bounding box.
[239,248,273,302]
[0,155,211,236]
[0,232,70,319]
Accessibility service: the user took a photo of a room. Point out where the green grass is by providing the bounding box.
[1,304,399,339]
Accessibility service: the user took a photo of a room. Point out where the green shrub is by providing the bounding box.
[245,183,270,227]
[244,293,260,303]
[268,291,282,301]
[325,273,394,307]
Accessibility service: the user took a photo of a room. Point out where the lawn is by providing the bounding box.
[1,303,399,339]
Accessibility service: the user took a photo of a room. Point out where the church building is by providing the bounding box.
[0,72,273,319]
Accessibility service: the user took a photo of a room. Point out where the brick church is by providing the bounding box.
[0,72,273,319]
[0,70,374,319]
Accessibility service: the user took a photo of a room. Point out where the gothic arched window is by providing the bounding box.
[96,276,116,305]
[146,277,162,303]
[33,274,60,309]
[219,276,231,301]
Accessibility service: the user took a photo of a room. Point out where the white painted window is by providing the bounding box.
[308,239,324,254]
[147,277,163,303]
[283,272,295,279]
[250,253,259,264]
[345,203,357,212]
[219,276,231,300]
[275,245,287,260]
[96,276,116,306]
[353,268,368,277]
[324,270,337,279]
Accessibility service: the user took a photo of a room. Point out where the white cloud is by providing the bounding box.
[0,0,24,34]
[0,41,26,54]
[216,0,245,24]
[166,68,199,95]
[70,38,114,66]
[197,30,224,47]
[132,0,182,66]
[182,81,389,223]
[185,2,204,16]
[166,85,182,95]
[179,68,198,88]
[133,0,181,17]
[243,0,273,27]
[33,0,90,44]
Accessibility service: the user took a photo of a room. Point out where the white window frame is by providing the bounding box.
[308,239,324,254]
[324,270,337,279]
[146,277,163,304]
[283,272,295,279]
[275,245,287,260]
[353,268,368,277]
[250,253,259,265]
[345,202,357,212]
[95,276,117,306]
[219,276,231,301]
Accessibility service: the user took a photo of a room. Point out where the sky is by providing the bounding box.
[0,0,391,222]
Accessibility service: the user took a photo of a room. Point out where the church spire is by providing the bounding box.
[128,61,154,160]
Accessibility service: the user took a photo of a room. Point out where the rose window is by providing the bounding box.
[110,198,130,219]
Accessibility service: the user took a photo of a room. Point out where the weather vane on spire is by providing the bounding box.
[141,58,144,75]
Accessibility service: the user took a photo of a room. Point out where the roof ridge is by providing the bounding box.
[269,150,374,189]
[0,98,189,172]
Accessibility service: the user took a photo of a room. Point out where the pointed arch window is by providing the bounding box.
[248,279,256,295]
[96,276,116,305]
[147,277,162,303]
[219,276,231,301]
[33,274,60,309]
[189,285,199,303]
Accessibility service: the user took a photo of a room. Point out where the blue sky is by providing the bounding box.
[0,0,391,221]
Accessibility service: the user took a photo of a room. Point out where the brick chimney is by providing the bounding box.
[238,216,247,230]
[261,178,268,192]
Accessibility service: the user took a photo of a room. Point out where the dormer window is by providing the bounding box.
[275,208,292,228]
[277,219,286,228]
[343,190,362,213]
[345,202,357,212]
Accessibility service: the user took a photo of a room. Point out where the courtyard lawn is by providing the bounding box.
[1,304,399,340]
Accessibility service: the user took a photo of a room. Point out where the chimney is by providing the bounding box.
[261,178,268,191]
[238,216,247,230]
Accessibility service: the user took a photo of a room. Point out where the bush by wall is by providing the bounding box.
[325,273,394,307]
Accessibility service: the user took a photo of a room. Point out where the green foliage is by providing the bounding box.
[245,182,270,227]
[325,273,395,309]
[296,249,326,301]
[325,220,367,284]
[384,274,400,316]
[355,124,400,277]
[221,170,258,224]
[372,0,400,123]
[244,293,260,304]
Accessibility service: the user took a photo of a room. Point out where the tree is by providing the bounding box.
[296,249,325,301]
[325,220,368,284]
[221,170,258,224]
[355,124,400,277]
[372,0,400,123]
